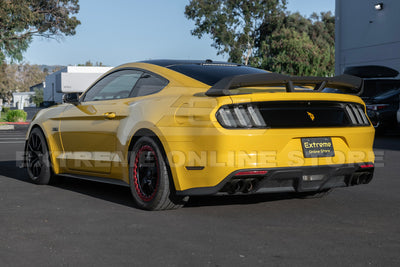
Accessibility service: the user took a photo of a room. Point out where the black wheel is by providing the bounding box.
[129,136,187,210]
[26,127,53,185]
[296,189,332,199]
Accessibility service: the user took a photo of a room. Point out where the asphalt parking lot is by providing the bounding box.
[0,127,399,266]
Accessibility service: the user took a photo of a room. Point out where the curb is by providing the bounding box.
[0,124,15,130]
[0,122,30,125]
[0,122,30,131]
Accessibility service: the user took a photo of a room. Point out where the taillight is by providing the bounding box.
[216,104,266,128]
[345,104,370,126]
[366,104,390,111]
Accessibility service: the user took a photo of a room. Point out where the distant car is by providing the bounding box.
[345,65,400,132]
[365,88,400,130]
[24,60,375,210]
[397,99,400,125]
[41,101,56,108]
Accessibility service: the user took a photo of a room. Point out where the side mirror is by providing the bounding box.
[63,93,80,105]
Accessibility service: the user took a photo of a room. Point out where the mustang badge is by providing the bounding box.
[307,112,315,121]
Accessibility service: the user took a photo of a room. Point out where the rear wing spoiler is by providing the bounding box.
[205,73,364,96]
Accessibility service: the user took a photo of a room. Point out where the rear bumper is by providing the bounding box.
[176,163,374,196]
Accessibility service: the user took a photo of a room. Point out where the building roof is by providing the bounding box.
[58,66,113,74]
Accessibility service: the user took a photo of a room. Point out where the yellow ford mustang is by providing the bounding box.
[25,60,375,210]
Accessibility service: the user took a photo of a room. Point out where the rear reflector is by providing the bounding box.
[360,164,374,168]
[366,104,390,111]
[302,174,325,181]
[235,170,268,176]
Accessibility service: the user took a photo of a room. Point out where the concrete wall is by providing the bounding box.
[335,0,400,77]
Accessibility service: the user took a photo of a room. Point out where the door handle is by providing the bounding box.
[103,112,116,119]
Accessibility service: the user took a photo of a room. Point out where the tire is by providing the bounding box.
[26,127,54,185]
[129,136,186,210]
[296,189,332,199]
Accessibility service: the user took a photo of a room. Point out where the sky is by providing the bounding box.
[23,0,335,67]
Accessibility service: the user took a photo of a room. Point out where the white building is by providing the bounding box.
[44,66,113,104]
[13,92,35,109]
[335,0,400,77]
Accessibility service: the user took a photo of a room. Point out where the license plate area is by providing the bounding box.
[301,137,335,158]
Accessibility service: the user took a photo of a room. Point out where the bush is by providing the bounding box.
[2,107,10,113]
[6,109,27,122]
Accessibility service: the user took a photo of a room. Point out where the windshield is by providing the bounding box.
[374,88,400,100]
[362,79,400,97]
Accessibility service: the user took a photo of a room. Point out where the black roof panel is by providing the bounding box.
[140,59,240,67]
[140,59,267,86]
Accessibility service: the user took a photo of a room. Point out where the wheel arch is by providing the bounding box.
[26,123,61,174]
[25,124,46,154]
[25,124,56,178]
[127,128,181,191]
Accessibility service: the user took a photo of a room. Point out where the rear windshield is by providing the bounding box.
[363,79,400,97]
[167,64,267,86]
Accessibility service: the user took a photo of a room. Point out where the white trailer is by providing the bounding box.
[44,66,113,104]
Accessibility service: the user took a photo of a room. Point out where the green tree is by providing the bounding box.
[0,0,80,63]
[77,60,105,66]
[0,62,17,104]
[185,1,335,76]
[309,12,335,47]
[0,62,47,104]
[185,0,287,65]
[260,12,335,76]
[78,60,93,66]
[261,28,333,76]
[32,87,43,107]
[17,63,47,90]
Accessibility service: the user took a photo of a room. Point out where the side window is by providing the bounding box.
[131,73,168,97]
[83,70,142,101]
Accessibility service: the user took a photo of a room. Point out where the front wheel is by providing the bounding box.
[25,127,54,185]
[129,136,186,210]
